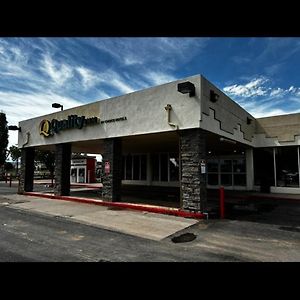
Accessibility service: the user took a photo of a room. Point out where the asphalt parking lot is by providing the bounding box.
[0,181,299,261]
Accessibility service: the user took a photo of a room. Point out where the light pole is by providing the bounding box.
[52,103,63,111]
[8,125,21,131]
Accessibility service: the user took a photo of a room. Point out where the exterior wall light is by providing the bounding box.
[247,117,252,125]
[210,90,219,103]
[52,103,63,111]
[8,125,21,132]
[177,81,195,97]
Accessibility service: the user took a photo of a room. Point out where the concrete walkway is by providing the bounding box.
[0,194,198,241]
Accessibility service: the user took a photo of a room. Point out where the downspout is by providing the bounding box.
[22,132,31,148]
[164,104,179,130]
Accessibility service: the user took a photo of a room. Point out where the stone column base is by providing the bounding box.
[180,128,207,212]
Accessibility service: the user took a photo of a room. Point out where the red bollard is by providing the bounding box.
[219,186,225,219]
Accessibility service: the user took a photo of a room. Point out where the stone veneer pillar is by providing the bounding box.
[180,128,207,212]
[18,147,35,194]
[101,138,122,202]
[54,143,71,196]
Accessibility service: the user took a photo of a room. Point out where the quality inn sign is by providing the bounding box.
[39,115,99,137]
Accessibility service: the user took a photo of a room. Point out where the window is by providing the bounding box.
[140,155,147,180]
[207,174,218,185]
[151,154,159,181]
[233,159,246,173]
[220,159,233,186]
[133,155,140,180]
[207,159,218,173]
[220,159,232,173]
[160,154,168,181]
[123,152,179,183]
[123,154,147,181]
[169,153,179,181]
[233,159,246,186]
[125,154,132,180]
[275,146,299,188]
[151,152,179,182]
[253,148,275,186]
[207,157,246,187]
[122,156,125,180]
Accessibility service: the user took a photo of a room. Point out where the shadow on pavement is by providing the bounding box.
[207,199,300,228]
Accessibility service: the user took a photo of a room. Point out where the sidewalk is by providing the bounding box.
[0,193,199,241]
[1,192,299,261]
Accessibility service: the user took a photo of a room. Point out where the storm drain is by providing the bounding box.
[278,226,300,233]
[171,232,197,243]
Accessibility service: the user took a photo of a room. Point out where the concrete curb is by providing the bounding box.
[23,192,206,220]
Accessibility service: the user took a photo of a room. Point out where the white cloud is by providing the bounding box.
[84,37,209,70]
[77,67,141,95]
[110,78,135,94]
[0,42,31,78]
[223,77,269,97]
[123,56,141,66]
[94,90,111,101]
[287,86,300,95]
[76,66,98,89]
[42,54,73,85]
[0,91,83,148]
[269,88,286,97]
[252,108,294,118]
[96,70,137,94]
[142,71,177,86]
[241,98,300,118]
[223,77,300,101]
[223,76,300,118]
[0,40,140,99]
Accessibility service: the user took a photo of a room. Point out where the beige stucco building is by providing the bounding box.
[17,75,300,212]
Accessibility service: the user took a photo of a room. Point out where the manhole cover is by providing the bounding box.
[278,226,300,233]
[171,232,197,243]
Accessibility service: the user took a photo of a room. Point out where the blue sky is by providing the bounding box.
[1,37,300,148]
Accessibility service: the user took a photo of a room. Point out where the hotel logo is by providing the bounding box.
[39,115,99,138]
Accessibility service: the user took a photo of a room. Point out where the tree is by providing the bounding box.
[4,162,14,172]
[9,145,21,175]
[35,150,55,187]
[0,112,9,169]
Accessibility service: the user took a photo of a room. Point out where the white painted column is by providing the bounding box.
[246,148,254,190]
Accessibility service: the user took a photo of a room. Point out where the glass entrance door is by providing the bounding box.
[78,168,86,183]
[70,167,86,183]
[71,168,77,183]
